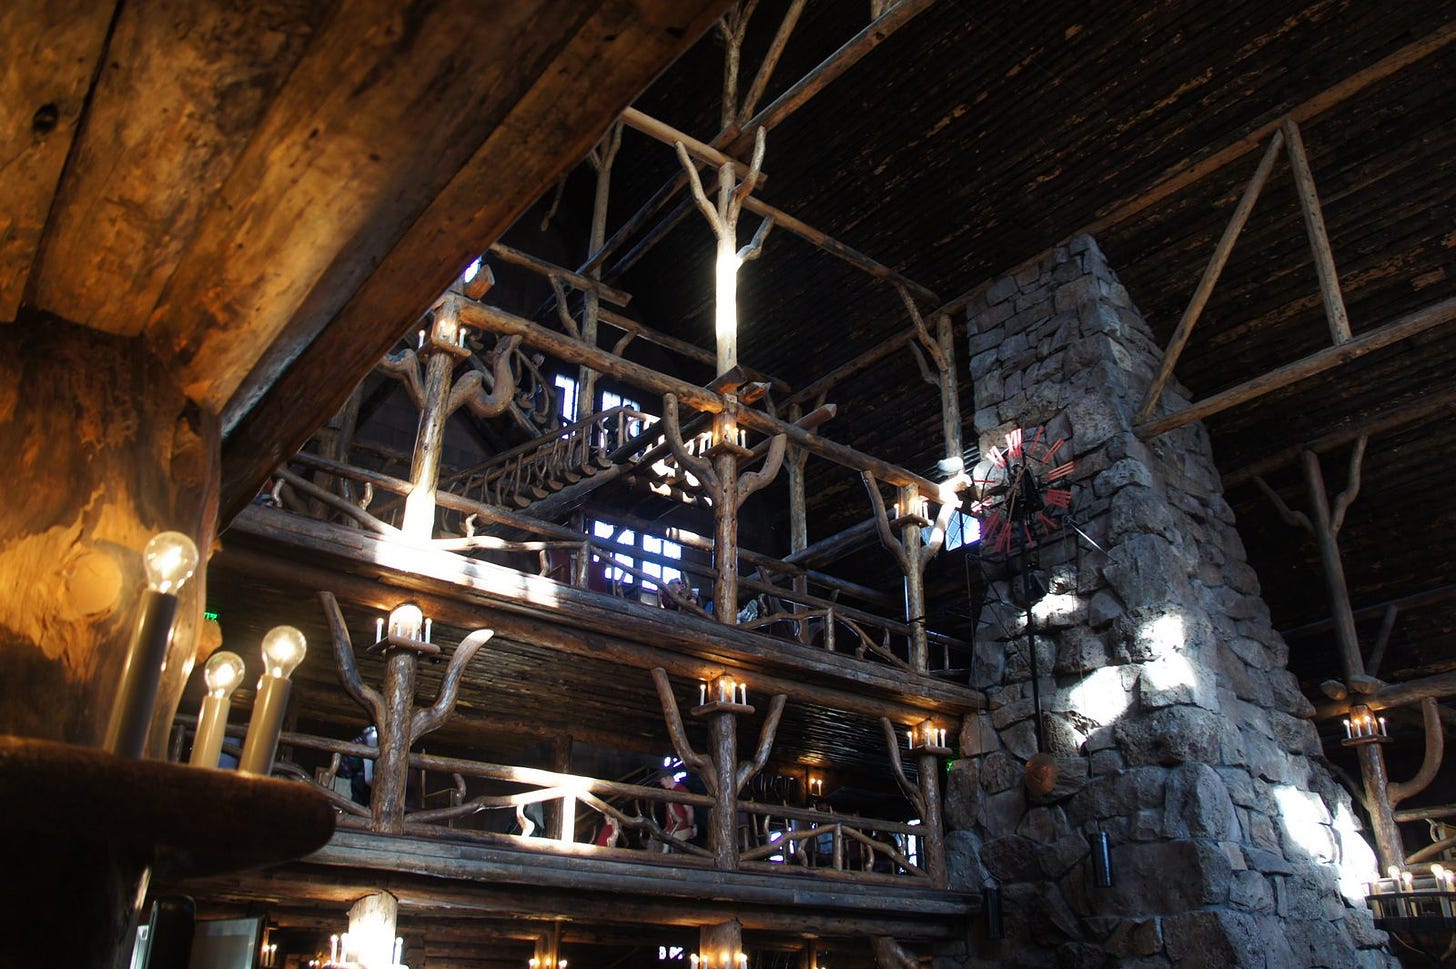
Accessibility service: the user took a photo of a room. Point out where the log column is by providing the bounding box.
[373,646,416,834]
[915,748,947,887]
[700,919,744,969]
[0,318,219,967]
[400,306,462,542]
[0,319,219,749]
[705,709,741,869]
[897,484,929,673]
[346,891,399,969]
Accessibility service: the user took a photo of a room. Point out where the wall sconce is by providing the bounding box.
[1342,703,1388,743]
[529,958,567,969]
[690,952,747,969]
[373,602,440,656]
[239,626,307,775]
[105,530,200,758]
[189,650,245,768]
[1091,830,1114,887]
[260,941,278,968]
[984,883,1004,940]
[697,673,749,711]
[907,719,950,754]
[808,775,824,798]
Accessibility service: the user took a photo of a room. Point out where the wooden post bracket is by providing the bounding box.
[879,716,926,819]
[318,591,491,747]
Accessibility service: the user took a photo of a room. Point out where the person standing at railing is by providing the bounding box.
[657,771,695,851]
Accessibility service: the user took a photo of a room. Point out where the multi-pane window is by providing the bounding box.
[590,520,682,590]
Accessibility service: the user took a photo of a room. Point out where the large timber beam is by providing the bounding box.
[1135,295,1456,439]
[219,0,733,522]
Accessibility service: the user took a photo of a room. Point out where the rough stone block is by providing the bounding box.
[987,275,1018,304]
[1115,705,1226,766]
[1228,869,1275,912]
[1161,910,1268,968]
[1055,627,1109,675]
[1101,840,1233,914]
[945,828,990,889]
[982,834,1044,882]
[1103,917,1163,958]
[1018,805,1070,844]
[982,750,1021,793]
[1161,763,1238,840]
[1103,536,1195,612]
[1044,830,1091,879]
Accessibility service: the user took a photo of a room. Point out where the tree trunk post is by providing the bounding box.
[898,484,929,673]
[700,919,743,969]
[372,649,416,834]
[401,307,460,542]
[916,750,947,888]
[708,711,740,870]
[0,319,219,751]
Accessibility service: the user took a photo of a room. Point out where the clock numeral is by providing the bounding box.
[1042,436,1066,461]
[1046,460,1075,482]
[1037,511,1061,533]
[1022,521,1036,549]
[987,445,1006,469]
[1043,488,1072,509]
[1004,427,1023,459]
[1025,426,1045,458]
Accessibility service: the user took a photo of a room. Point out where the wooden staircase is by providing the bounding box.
[441,407,707,521]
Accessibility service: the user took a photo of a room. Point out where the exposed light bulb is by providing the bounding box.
[204,651,246,697]
[143,531,199,594]
[261,625,307,679]
[389,602,424,641]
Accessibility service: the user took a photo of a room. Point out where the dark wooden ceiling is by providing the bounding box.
[513,0,1456,696]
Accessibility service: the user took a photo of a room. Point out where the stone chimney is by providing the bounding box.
[944,236,1394,967]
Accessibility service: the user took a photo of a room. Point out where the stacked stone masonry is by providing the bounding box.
[942,236,1395,968]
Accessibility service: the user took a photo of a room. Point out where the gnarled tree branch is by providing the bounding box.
[318,591,385,727]
[410,628,494,742]
[880,717,925,817]
[651,667,715,793]
[735,693,788,794]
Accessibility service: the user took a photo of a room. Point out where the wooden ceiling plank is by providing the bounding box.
[147,0,584,410]
[28,0,329,336]
[218,0,734,517]
[0,0,116,322]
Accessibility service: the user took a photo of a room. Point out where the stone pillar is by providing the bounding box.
[943,237,1394,967]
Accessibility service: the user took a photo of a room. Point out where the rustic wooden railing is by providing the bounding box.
[266,451,972,674]
[179,719,929,883]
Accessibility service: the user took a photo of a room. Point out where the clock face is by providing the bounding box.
[972,425,1074,555]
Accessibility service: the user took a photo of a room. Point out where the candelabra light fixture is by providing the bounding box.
[373,602,440,656]
[1366,864,1456,927]
[907,719,950,755]
[690,951,748,969]
[528,958,567,969]
[1342,703,1388,743]
[239,626,307,775]
[324,932,408,969]
[696,673,751,712]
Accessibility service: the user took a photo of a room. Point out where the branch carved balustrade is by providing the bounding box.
[174,717,930,883]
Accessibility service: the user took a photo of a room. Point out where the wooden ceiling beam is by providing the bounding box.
[0,1,116,322]
[219,0,734,520]
[26,0,328,335]
[1136,295,1456,439]
[152,0,605,411]
[1223,384,1456,488]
